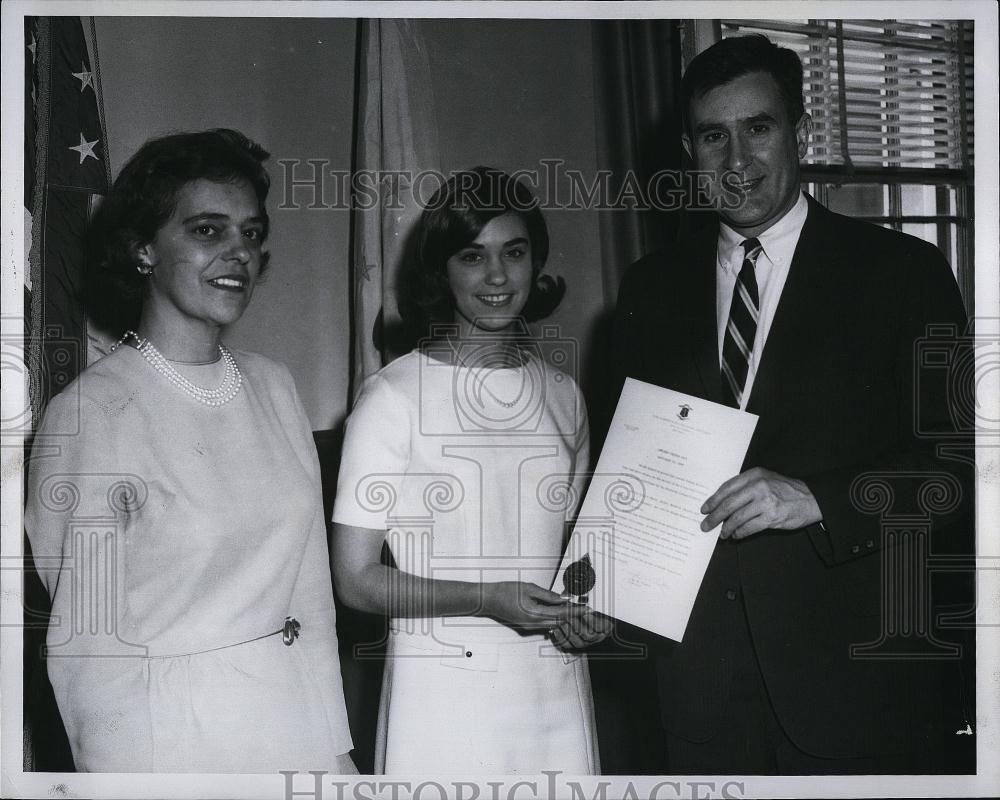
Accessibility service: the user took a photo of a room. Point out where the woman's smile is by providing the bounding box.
[207,274,250,292]
[476,292,516,307]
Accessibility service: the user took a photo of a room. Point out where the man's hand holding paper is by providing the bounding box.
[700,466,823,540]
[554,378,758,642]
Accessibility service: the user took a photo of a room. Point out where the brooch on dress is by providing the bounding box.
[282,616,301,646]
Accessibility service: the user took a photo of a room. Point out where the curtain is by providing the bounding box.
[349,19,440,400]
[591,20,685,302]
[584,20,685,430]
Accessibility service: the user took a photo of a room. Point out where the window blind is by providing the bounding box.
[720,19,974,172]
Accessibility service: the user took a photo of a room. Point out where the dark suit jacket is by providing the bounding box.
[611,196,973,759]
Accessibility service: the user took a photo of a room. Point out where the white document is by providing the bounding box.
[554,378,758,641]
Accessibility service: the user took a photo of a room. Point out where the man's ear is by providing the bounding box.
[795,113,812,159]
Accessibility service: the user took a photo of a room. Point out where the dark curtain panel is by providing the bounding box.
[584,19,685,432]
[586,19,683,774]
[584,20,685,439]
[592,20,685,300]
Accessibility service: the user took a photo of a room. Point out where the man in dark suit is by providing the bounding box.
[610,34,974,774]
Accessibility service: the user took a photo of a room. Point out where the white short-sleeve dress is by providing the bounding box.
[332,347,598,775]
[24,346,353,773]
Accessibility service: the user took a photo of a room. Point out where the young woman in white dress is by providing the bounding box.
[332,167,610,774]
[25,130,356,773]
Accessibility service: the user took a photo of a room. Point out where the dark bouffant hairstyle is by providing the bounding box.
[399,166,565,333]
[86,128,271,334]
[681,34,805,134]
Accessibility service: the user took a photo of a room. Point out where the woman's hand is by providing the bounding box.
[482,581,580,630]
[549,610,613,652]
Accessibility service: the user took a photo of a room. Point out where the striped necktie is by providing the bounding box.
[721,237,762,408]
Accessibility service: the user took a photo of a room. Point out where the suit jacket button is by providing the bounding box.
[725,589,737,601]
[851,545,860,554]
[465,650,473,658]
[865,539,875,548]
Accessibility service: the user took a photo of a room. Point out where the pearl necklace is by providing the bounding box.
[482,375,525,408]
[450,341,531,408]
[112,330,243,407]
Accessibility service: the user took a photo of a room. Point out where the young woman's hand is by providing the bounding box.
[483,581,582,630]
[549,610,614,652]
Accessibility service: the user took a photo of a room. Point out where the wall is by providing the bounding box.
[95,16,607,430]
[96,16,356,430]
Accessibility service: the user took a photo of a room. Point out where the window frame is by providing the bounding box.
[685,18,976,308]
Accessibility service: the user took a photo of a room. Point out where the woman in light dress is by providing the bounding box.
[332,167,610,774]
[25,129,356,773]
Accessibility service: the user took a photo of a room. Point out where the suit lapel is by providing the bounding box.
[679,224,724,404]
[746,197,842,451]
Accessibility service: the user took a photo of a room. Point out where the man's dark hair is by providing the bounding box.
[681,34,805,134]
[86,128,271,334]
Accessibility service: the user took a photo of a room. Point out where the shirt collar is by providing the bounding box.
[717,192,809,273]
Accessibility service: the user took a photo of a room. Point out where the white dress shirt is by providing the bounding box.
[716,192,809,410]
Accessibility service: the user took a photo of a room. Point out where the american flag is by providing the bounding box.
[25,16,110,425]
